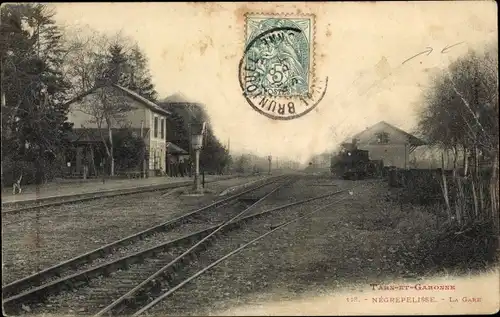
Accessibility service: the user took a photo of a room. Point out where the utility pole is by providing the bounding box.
[227,137,231,174]
[141,120,147,178]
[268,155,272,175]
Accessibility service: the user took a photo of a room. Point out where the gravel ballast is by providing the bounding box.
[1,176,270,285]
[5,175,429,317]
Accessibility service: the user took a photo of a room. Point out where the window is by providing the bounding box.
[154,116,159,138]
[375,132,390,144]
[161,118,165,139]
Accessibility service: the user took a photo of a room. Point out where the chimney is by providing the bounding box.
[352,138,358,147]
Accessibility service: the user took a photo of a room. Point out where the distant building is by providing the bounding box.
[347,121,427,169]
[166,142,190,177]
[159,93,206,157]
[66,84,170,177]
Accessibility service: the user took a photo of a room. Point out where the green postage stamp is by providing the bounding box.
[239,13,328,120]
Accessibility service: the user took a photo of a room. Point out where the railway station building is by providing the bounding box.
[348,121,427,169]
[65,84,170,178]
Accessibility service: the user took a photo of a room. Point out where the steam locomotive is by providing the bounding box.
[330,140,383,180]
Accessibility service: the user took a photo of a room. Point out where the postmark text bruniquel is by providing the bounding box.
[238,14,328,120]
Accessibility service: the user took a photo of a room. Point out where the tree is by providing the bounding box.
[62,28,132,97]
[98,44,158,101]
[78,86,133,176]
[113,129,146,170]
[98,44,129,86]
[63,29,158,101]
[417,43,498,227]
[1,3,72,185]
[234,155,250,173]
[418,45,498,163]
[200,128,231,174]
[160,102,232,174]
[125,45,158,101]
[166,110,189,144]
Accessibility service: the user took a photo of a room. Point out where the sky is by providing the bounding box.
[51,2,497,164]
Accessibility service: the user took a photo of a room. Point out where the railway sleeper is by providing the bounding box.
[228,222,243,230]
[203,238,214,249]
[103,264,119,276]
[188,213,204,221]
[141,250,154,260]
[186,234,202,245]
[150,248,168,259]
[180,257,190,265]
[205,237,218,248]
[189,252,199,262]
[161,272,174,285]
[164,221,180,231]
[197,242,209,253]
[171,262,182,273]
[3,213,264,312]
[188,251,199,262]
[98,249,108,258]
[85,269,103,280]
[72,279,88,289]
[87,252,104,262]
[238,197,260,205]
[124,257,138,267]
[149,280,163,296]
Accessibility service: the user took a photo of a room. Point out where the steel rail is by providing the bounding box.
[133,185,362,316]
[1,175,286,299]
[92,177,294,317]
[3,178,358,315]
[1,175,273,226]
[1,175,270,215]
[1,226,217,313]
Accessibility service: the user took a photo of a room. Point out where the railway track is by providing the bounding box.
[1,175,259,215]
[137,185,361,316]
[1,175,290,314]
[96,183,361,317]
[1,175,275,226]
[4,177,368,316]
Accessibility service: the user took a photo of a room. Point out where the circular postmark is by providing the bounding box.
[238,23,328,120]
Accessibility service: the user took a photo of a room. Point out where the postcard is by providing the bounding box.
[1,2,498,316]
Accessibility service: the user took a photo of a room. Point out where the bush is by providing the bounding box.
[112,130,146,170]
[388,168,493,209]
[1,153,63,187]
[385,167,498,274]
[414,219,498,272]
[401,169,444,205]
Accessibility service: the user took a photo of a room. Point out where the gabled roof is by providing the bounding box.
[113,85,171,116]
[65,84,171,117]
[349,121,426,146]
[166,142,188,155]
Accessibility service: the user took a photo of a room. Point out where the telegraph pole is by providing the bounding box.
[227,137,231,174]
[268,155,272,175]
[141,120,147,178]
